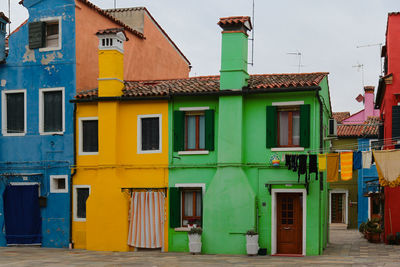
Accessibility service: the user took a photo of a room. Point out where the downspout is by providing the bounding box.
[69,103,77,249]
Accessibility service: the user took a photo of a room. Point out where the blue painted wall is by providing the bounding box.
[0,0,76,248]
[357,138,379,227]
[0,17,6,62]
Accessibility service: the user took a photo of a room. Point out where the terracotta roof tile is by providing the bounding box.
[96,28,128,40]
[332,112,350,123]
[337,117,381,137]
[76,72,328,99]
[218,16,252,28]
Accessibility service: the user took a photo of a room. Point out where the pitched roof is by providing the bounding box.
[76,72,328,99]
[19,0,145,39]
[337,117,380,138]
[332,112,351,123]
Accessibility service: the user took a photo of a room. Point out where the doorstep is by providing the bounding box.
[329,223,348,230]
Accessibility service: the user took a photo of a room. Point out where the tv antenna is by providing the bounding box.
[248,0,255,66]
[8,0,11,35]
[114,0,117,8]
[287,51,303,73]
[352,63,365,87]
[356,43,383,75]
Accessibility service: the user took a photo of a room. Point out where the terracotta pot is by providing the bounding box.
[368,232,381,243]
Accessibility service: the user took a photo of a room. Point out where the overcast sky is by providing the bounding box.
[1,0,398,114]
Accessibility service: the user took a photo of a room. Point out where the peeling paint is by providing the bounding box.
[57,52,63,59]
[22,45,36,63]
[0,80,6,87]
[41,52,57,65]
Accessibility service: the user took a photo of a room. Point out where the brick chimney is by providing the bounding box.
[95,28,127,97]
[0,12,10,63]
[363,86,375,120]
[218,16,252,90]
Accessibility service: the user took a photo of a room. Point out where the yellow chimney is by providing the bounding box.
[96,28,127,97]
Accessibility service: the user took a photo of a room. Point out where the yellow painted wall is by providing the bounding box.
[73,100,169,252]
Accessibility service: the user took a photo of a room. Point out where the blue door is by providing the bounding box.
[3,185,42,245]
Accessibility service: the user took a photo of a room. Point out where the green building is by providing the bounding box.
[141,16,332,255]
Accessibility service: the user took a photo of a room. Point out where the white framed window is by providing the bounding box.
[39,16,62,52]
[39,87,65,135]
[79,117,98,155]
[73,185,90,222]
[2,89,27,136]
[50,175,68,193]
[137,114,162,154]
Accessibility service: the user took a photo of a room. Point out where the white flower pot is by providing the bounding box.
[188,234,202,254]
[246,234,259,255]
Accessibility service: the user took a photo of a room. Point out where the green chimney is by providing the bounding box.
[218,16,252,90]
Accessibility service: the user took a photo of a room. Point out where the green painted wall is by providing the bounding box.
[330,138,359,229]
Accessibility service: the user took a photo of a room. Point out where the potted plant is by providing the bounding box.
[246,229,259,256]
[365,218,382,243]
[188,227,202,254]
[359,222,366,237]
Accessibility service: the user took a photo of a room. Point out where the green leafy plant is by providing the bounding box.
[246,229,258,236]
[188,227,202,235]
[359,222,366,233]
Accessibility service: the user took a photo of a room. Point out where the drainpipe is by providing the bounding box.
[69,103,77,249]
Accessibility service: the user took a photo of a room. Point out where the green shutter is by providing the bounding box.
[266,106,277,148]
[29,22,46,49]
[169,187,181,228]
[205,109,215,151]
[300,104,311,148]
[173,111,184,152]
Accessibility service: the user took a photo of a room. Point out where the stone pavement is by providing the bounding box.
[0,229,400,266]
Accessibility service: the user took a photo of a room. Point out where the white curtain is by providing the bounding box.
[128,192,165,249]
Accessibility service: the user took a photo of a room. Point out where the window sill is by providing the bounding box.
[137,149,162,154]
[79,152,99,156]
[39,131,64,136]
[174,227,190,232]
[2,133,26,137]
[178,150,209,155]
[39,46,62,52]
[271,147,305,152]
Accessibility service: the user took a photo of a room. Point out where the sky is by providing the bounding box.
[1,0,398,114]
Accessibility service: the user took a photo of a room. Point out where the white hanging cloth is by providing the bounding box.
[362,151,372,169]
[128,191,165,249]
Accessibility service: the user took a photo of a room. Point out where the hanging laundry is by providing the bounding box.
[327,153,339,182]
[298,155,308,183]
[318,154,326,171]
[309,154,318,180]
[362,151,372,169]
[340,152,353,181]
[292,155,298,172]
[286,155,292,170]
[353,151,362,170]
[373,150,400,187]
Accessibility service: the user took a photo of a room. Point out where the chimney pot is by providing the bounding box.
[364,86,375,94]
[218,16,252,35]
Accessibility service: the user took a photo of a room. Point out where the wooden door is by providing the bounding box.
[331,193,345,223]
[370,194,381,220]
[277,193,302,255]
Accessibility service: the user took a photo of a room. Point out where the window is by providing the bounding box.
[73,185,90,221]
[277,107,300,147]
[173,108,215,153]
[79,118,98,155]
[185,112,205,150]
[169,185,205,229]
[39,88,64,134]
[50,175,68,193]
[137,114,162,154]
[182,189,202,227]
[2,90,26,136]
[266,104,310,149]
[29,17,61,51]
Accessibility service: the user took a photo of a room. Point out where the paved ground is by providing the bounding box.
[0,229,400,266]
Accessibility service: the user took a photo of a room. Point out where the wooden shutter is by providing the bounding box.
[169,187,181,228]
[43,91,62,132]
[205,109,215,151]
[6,93,24,134]
[173,111,184,152]
[300,104,310,148]
[29,22,46,49]
[392,106,400,139]
[266,106,277,148]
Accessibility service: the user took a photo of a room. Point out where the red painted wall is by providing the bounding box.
[75,1,190,92]
[380,13,400,241]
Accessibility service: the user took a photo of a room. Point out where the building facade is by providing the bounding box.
[0,0,189,248]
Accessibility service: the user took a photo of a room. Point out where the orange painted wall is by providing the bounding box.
[75,2,190,92]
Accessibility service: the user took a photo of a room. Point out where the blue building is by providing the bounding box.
[0,0,76,247]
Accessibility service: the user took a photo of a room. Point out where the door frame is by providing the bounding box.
[329,189,348,225]
[271,189,306,256]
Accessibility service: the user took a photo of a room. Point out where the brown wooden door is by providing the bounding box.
[277,193,302,255]
[331,193,344,223]
[370,194,381,220]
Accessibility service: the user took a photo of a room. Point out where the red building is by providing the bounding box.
[375,12,400,242]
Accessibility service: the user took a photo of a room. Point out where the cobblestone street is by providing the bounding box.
[0,229,399,266]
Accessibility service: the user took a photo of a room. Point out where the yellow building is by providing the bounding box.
[72,29,169,252]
